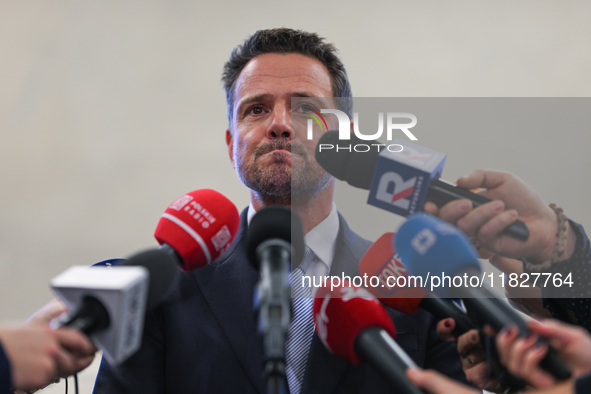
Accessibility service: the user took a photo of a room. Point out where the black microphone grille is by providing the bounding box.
[315,130,349,180]
[122,249,179,310]
[315,130,379,190]
[245,206,305,270]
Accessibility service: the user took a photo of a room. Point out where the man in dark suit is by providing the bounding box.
[94,28,467,393]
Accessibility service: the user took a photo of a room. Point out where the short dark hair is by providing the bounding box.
[222,28,352,124]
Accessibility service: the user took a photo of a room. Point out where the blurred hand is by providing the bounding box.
[407,368,478,394]
[26,298,68,327]
[490,255,552,319]
[424,169,576,264]
[436,320,501,392]
[0,325,95,391]
[407,367,574,394]
[436,317,458,342]
[0,298,97,391]
[496,319,591,389]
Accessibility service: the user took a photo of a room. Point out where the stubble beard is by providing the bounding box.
[236,140,332,206]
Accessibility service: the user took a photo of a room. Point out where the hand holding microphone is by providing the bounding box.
[315,131,529,241]
[0,323,95,392]
[409,318,591,394]
[496,319,591,389]
[13,250,176,391]
[51,249,179,365]
[424,169,577,265]
[395,213,572,383]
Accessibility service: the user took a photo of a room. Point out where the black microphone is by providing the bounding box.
[245,206,305,394]
[315,130,529,241]
[395,213,571,382]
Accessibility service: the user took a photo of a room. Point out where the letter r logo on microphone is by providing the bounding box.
[375,172,417,210]
[367,138,446,218]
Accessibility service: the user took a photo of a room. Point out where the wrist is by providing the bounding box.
[557,220,576,262]
[523,204,569,272]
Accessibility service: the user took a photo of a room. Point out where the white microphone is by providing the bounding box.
[51,249,178,365]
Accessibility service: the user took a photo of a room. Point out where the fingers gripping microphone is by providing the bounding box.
[51,249,178,365]
[245,206,305,394]
[154,189,240,271]
[395,213,571,381]
[316,130,529,241]
[313,285,425,394]
[359,232,475,336]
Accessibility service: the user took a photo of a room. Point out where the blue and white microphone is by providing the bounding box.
[394,213,570,381]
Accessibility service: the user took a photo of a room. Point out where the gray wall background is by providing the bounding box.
[0,1,589,392]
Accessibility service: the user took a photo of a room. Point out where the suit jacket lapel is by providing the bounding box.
[303,213,370,394]
[191,210,266,394]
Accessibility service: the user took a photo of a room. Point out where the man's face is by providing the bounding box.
[226,53,335,202]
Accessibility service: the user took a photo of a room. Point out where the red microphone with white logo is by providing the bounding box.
[313,285,425,394]
[154,189,240,271]
[359,232,474,336]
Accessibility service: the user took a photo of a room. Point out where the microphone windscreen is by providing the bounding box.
[394,213,480,297]
[359,232,425,314]
[122,249,178,310]
[315,130,349,180]
[154,189,239,271]
[313,286,396,364]
[315,130,378,190]
[245,206,305,269]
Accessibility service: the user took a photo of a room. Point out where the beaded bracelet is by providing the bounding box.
[523,203,568,272]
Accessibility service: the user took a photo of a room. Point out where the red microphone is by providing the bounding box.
[360,233,425,313]
[359,232,474,336]
[313,285,424,394]
[154,189,240,271]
